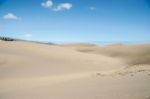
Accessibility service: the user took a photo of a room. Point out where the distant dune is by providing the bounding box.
[63,43,150,65]
[0,41,150,99]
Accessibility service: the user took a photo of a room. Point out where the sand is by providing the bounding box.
[0,41,150,99]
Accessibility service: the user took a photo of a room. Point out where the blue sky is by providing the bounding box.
[0,0,150,42]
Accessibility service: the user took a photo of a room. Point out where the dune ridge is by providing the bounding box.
[0,41,150,99]
[63,43,150,65]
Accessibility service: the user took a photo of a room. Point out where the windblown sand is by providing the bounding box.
[0,41,150,99]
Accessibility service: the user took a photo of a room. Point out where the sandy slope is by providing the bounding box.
[0,41,150,99]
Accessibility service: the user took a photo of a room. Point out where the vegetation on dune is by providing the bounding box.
[0,37,15,41]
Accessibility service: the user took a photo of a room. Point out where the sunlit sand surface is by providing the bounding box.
[0,41,150,99]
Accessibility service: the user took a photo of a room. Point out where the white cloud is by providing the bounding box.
[53,3,72,11]
[89,7,96,11]
[3,13,21,20]
[41,0,53,8]
[24,34,32,37]
[41,0,72,11]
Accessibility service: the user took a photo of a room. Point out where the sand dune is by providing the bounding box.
[63,43,150,65]
[0,41,150,99]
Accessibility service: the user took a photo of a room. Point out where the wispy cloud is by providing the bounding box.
[41,0,53,8]
[3,13,21,20]
[41,0,72,11]
[89,7,96,11]
[24,33,32,37]
[53,3,72,11]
